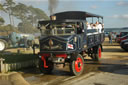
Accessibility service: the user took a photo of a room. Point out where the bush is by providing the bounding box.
[0,53,38,63]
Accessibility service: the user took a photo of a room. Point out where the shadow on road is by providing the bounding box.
[84,59,128,75]
[19,66,72,77]
[98,64,128,75]
[103,48,124,52]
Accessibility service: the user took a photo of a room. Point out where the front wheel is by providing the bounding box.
[70,54,84,76]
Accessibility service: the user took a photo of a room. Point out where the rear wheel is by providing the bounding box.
[0,39,7,52]
[91,46,102,61]
[70,54,84,76]
[39,59,54,74]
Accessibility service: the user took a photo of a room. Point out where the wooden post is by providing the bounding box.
[0,58,5,73]
[32,44,36,55]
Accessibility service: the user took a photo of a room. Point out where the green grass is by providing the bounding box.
[0,53,38,63]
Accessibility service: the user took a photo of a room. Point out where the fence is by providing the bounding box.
[0,58,38,73]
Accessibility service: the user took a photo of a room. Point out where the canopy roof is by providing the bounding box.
[38,20,82,26]
[51,11,103,20]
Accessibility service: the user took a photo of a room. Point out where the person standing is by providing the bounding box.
[95,21,102,33]
[108,32,112,44]
[86,22,92,29]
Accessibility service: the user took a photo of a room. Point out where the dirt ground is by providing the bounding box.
[0,37,128,85]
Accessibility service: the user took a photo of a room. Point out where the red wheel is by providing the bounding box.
[70,54,84,76]
[75,57,83,72]
[94,46,102,61]
[98,47,101,58]
[91,46,102,61]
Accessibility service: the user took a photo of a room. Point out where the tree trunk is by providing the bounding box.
[12,16,15,27]
[9,13,12,25]
[32,15,34,27]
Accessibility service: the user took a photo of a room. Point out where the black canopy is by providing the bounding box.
[51,11,103,20]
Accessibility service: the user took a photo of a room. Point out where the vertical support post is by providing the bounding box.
[102,17,104,32]
[92,17,93,23]
[0,58,5,73]
[98,17,99,22]
[102,17,104,23]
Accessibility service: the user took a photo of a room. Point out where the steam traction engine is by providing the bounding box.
[38,11,105,76]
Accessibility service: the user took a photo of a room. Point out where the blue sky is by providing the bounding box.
[1,0,128,28]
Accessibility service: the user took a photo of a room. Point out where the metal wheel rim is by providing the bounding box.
[0,41,5,51]
[75,57,83,72]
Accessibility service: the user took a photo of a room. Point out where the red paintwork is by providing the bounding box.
[39,53,50,68]
[41,56,48,68]
[99,47,101,58]
[40,53,50,57]
[116,38,121,43]
[120,37,127,42]
[75,57,83,72]
[117,32,128,43]
[56,54,67,59]
[39,53,67,68]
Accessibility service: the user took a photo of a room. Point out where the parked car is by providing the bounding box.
[120,39,128,51]
[105,32,109,37]
[119,34,128,43]
[117,32,128,43]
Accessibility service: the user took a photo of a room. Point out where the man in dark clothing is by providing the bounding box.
[108,32,112,44]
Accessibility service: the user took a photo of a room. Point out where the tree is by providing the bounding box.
[27,6,49,27]
[0,3,4,10]
[3,0,16,26]
[0,3,5,25]
[0,3,4,25]
[18,21,39,33]
[34,7,49,20]
[13,3,28,23]
[12,3,48,33]
[0,17,5,25]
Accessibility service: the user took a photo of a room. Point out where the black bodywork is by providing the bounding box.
[38,11,104,54]
[39,31,104,54]
[120,39,128,51]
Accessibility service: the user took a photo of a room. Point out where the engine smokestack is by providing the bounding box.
[48,0,58,15]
